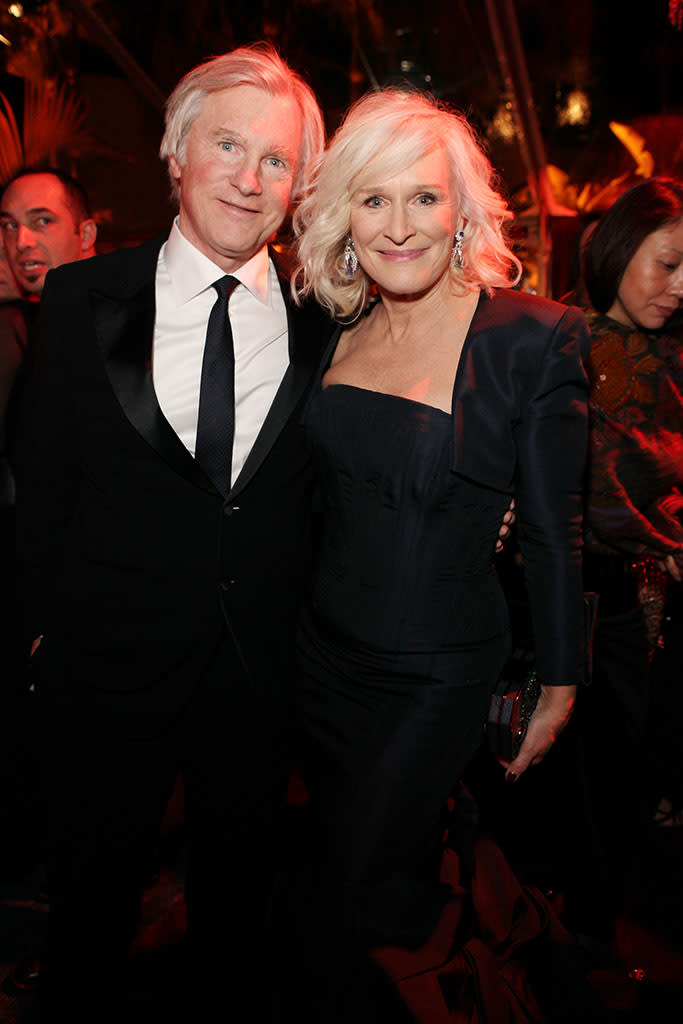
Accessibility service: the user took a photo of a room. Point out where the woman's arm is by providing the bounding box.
[586,407,683,558]
[505,304,590,780]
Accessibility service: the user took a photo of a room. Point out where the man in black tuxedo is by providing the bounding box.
[15,43,330,1022]
[1,170,97,883]
[1,169,98,484]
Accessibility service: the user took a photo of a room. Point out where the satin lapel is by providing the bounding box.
[89,273,215,492]
[229,280,324,501]
[451,290,517,493]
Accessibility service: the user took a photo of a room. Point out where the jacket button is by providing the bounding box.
[223,503,240,517]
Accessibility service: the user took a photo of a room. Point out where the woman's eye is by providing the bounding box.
[364,196,383,208]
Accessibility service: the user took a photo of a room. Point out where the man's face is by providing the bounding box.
[0,174,94,296]
[169,85,303,273]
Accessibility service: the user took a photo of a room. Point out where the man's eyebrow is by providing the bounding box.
[0,206,59,219]
[209,128,295,164]
[210,126,244,141]
[268,144,295,163]
[25,206,59,217]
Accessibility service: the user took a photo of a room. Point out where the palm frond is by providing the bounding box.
[0,92,25,185]
[23,79,87,166]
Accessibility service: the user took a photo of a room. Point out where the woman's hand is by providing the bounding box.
[502,683,576,781]
[649,493,683,579]
[657,554,682,582]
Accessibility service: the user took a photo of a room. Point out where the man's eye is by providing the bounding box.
[220,141,235,152]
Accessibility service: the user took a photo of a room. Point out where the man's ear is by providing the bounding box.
[168,154,182,184]
[79,218,98,255]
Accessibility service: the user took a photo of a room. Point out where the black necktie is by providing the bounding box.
[195,275,239,496]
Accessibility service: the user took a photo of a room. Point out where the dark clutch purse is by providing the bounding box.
[487,649,540,761]
[487,592,598,761]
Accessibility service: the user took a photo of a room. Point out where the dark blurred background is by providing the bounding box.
[1,0,681,283]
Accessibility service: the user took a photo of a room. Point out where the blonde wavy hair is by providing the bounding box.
[293,88,521,320]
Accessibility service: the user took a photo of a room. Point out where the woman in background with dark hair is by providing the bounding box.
[575,176,683,948]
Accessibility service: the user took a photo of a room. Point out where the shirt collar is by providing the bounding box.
[165,217,272,306]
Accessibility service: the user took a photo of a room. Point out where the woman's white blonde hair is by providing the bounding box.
[293,87,521,320]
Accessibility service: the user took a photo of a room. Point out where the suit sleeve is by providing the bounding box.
[513,305,590,686]
[13,268,80,648]
[0,304,27,441]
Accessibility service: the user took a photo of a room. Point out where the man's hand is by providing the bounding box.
[495,499,516,553]
[501,683,576,781]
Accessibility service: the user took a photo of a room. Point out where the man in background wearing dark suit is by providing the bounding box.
[15,43,329,1022]
[1,166,98,488]
[0,170,97,886]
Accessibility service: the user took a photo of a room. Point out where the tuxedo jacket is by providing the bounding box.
[15,234,333,726]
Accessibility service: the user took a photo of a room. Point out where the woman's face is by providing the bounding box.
[349,147,458,300]
[608,218,683,331]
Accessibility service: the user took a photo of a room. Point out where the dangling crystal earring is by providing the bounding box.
[344,236,359,277]
[451,229,465,269]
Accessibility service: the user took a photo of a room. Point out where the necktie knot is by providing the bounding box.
[213,275,238,302]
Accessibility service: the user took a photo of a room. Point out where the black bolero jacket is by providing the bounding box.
[451,288,591,686]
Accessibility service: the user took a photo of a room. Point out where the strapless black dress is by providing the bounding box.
[297,382,511,938]
[300,381,512,674]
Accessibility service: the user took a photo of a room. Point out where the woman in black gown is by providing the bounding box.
[292,88,591,1021]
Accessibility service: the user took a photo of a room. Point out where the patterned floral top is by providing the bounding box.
[584,308,683,644]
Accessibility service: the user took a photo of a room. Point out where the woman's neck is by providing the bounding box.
[376,278,479,345]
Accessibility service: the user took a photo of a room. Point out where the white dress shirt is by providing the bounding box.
[153,219,290,488]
